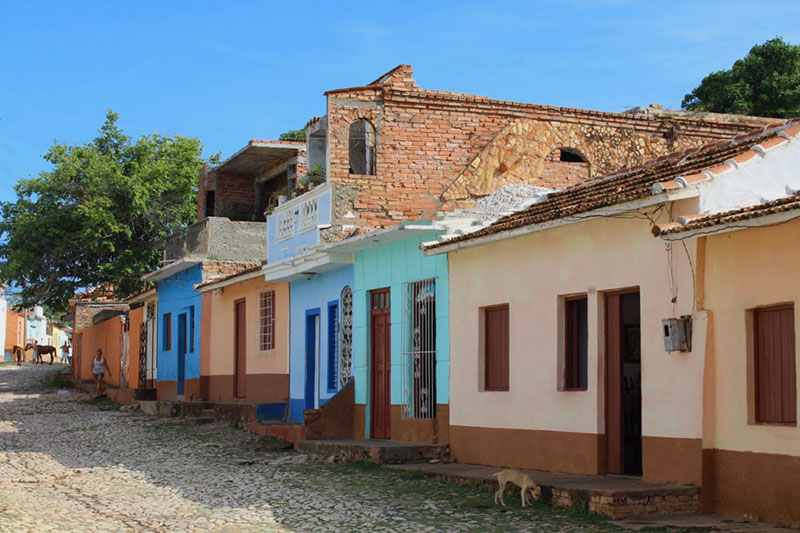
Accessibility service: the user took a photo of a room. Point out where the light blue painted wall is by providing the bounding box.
[288,264,354,422]
[352,231,449,436]
[26,314,46,344]
[267,188,332,263]
[156,264,202,384]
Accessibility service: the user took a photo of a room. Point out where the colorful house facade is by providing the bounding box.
[425,119,800,526]
[197,267,290,410]
[143,216,267,400]
[252,64,766,438]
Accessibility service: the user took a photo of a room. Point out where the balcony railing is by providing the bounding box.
[270,183,330,243]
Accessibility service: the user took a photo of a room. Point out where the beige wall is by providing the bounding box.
[202,277,289,378]
[703,219,800,456]
[447,206,702,454]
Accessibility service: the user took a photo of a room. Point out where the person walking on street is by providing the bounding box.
[61,342,71,365]
[92,349,111,397]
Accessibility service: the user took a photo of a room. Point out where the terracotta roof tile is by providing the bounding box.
[427,120,795,249]
[656,195,800,236]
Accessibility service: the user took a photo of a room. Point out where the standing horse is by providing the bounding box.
[25,343,57,365]
[11,345,24,366]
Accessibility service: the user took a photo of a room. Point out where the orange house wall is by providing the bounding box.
[78,318,123,387]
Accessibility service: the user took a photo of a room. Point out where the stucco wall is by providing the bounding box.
[288,265,354,422]
[77,316,123,387]
[446,211,701,458]
[703,219,800,456]
[201,276,289,402]
[352,232,449,407]
[4,310,25,355]
[157,264,202,387]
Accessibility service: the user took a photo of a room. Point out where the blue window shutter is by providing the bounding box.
[327,303,338,391]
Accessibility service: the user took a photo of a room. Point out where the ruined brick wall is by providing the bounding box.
[324,65,775,231]
[201,261,259,283]
[215,172,256,220]
[197,166,215,222]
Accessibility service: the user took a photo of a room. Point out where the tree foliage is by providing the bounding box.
[0,111,208,312]
[682,38,800,118]
[278,128,306,142]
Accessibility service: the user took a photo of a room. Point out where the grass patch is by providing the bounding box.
[41,373,74,389]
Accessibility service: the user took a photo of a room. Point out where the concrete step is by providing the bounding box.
[296,439,449,464]
[185,416,214,426]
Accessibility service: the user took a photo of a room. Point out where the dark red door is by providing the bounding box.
[605,290,642,476]
[370,288,391,439]
[234,299,247,398]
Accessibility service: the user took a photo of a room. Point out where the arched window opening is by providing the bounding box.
[349,119,376,175]
[559,148,586,163]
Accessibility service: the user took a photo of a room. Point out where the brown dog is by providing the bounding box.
[493,469,538,507]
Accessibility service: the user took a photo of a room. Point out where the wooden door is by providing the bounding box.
[370,288,391,439]
[234,299,247,398]
[605,290,642,475]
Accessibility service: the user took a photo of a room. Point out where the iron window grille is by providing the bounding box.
[339,286,353,388]
[401,279,437,419]
[257,290,276,352]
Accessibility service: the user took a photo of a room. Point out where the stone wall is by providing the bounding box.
[324,64,775,231]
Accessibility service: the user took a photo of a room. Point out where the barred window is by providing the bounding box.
[339,286,353,388]
[401,279,437,419]
[258,290,275,352]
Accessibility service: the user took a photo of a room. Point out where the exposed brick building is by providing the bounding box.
[202,64,774,239]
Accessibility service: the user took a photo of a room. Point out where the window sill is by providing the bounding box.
[561,387,588,392]
[483,388,509,392]
[752,421,797,427]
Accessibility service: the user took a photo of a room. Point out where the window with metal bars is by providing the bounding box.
[564,296,588,390]
[339,286,353,388]
[257,290,275,352]
[400,279,436,419]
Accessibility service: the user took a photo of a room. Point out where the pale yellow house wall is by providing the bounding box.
[703,219,800,456]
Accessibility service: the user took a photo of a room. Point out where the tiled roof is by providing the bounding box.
[195,263,261,290]
[425,118,799,250]
[654,194,800,237]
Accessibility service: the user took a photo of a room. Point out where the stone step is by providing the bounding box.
[384,463,700,520]
[245,421,305,444]
[296,439,449,464]
[185,416,214,426]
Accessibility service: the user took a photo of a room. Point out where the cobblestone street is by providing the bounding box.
[0,364,625,532]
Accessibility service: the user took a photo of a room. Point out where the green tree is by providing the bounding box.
[278,128,306,142]
[0,111,208,312]
[682,38,800,118]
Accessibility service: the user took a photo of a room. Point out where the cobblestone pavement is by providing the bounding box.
[0,364,627,532]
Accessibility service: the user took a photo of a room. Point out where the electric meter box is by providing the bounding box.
[662,315,692,352]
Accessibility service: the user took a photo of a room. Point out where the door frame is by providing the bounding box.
[305,308,321,410]
[369,287,392,439]
[234,298,247,398]
[603,287,641,475]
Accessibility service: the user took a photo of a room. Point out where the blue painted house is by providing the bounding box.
[263,183,356,423]
[143,217,267,400]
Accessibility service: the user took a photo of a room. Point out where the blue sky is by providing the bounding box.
[1,1,798,205]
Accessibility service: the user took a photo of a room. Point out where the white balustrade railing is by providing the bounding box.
[270,183,329,243]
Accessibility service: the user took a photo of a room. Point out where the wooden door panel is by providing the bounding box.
[235,299,247,398]
[370,288,391,439]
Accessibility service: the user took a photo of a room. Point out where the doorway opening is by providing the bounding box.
[605,290,642,476]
